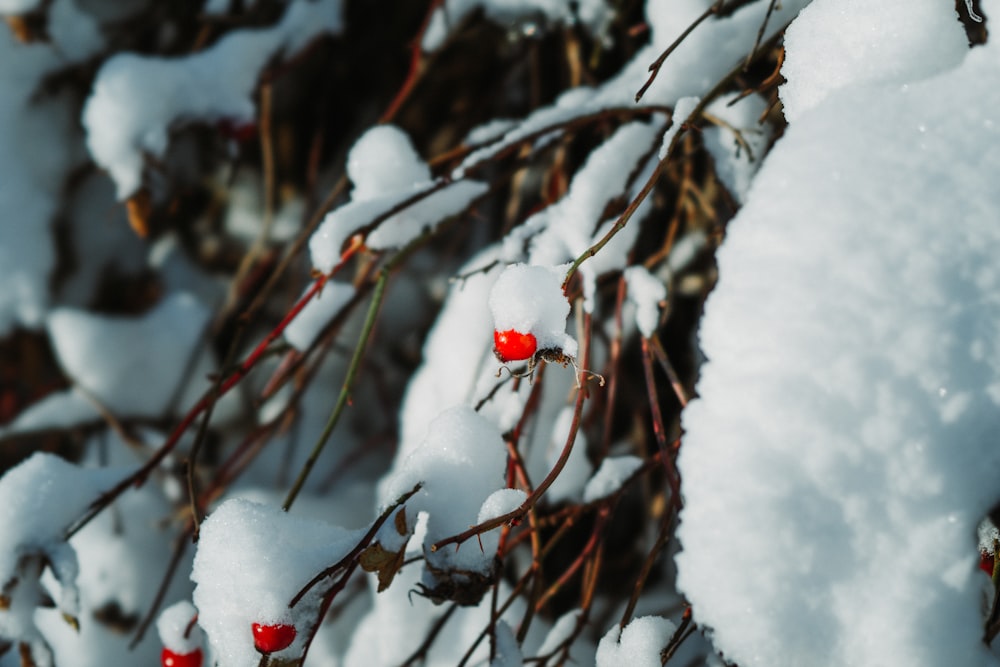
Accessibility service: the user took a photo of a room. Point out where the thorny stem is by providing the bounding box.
[289,483,421,607]
[399,603,458,667]
[641,337,681,501]
[65,274,330,539]
[634,1,724,103]
[431,363,589,551]
[564,10,793,292]
[649,334,689,407]
[619,488,679,629]
[533,506,609,612]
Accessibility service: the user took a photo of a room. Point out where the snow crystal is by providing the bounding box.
[488,263,577,358]
[583,455,643,503]
[192,498,361,667]
[677,7,1000,666]
[284,280,355,351]
[382,406,508,574]
[779,0,967,123]
[83,0,343,199]
[624,266,666,339]
[309,125,487,272]
[157,600,202,654]
[595,615,676,667]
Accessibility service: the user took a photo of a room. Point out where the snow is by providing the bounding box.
[583,455,643,503]
[157,600,202,654]
[676,3,1000,666]
[595,615,676,667]
[491,620,523,667]
[0,0,39,13]
[284,280,355,351]
[82,0,343,199]
[778,0,967,123]
[624,266,666,339]
[658,96,699,159]
[543,406,591,503]
[191,498,362,667]
[46,293,210,418]
[488,263,577,358]
[0,454,128,666]
[479,488,528,522]
[703,93,771,204]
[422,0,614,52]
[381,406,508,575]
[309,125,487,272]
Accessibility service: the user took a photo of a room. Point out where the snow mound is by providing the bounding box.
[677,12,1000,667]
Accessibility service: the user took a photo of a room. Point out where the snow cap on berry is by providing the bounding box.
[157,600,202,655]
[487,263,577,359]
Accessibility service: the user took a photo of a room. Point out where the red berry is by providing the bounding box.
[980,550,995,576]
[493,329,537,362]
[217,118,258,144]
[161,647,203,667]
[252,622,297,654]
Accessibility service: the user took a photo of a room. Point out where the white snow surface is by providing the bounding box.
[595,615,676,667]
[779,0,968,123]
[623,266,666,339]
[309,125,487,272]
[46,292,210,418]
[491,620,523,667]
[157,600,202,654]
[382,406,508,575]
[478,488,528,522]
[0,453,128,666]
[676,4,1000,666]
[583,455,643,503]
[192,498,362,667]
[284,280,355,350]
[83,0,343,199]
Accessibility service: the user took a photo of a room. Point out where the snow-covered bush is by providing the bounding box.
[0,0,996,665]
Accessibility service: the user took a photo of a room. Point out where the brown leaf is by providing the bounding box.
[359,543,406,593]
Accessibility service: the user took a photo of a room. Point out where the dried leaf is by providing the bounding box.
[125,190,152,237]
[359,543,406,593]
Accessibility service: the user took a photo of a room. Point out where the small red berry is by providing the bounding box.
[161,647,203,667]
[217,118,258,144]
[252,622,297,654]
[493,329,537,362]
[980,550,995,576]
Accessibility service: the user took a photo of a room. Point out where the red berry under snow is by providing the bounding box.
[980,550,995,576]
[494,329,537,362]
[252,622,297,654]
[161,647,203,667]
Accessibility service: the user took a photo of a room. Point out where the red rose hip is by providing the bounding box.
[981,550,995,576]
[494,329,537,362]
[252,622,297,654]
[161,647,203,667]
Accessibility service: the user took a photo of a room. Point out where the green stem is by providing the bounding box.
[282,270,388,511]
